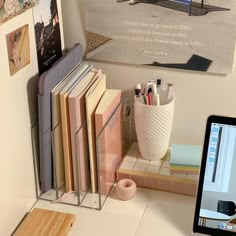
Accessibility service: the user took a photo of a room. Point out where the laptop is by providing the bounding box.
[192,115,236,236]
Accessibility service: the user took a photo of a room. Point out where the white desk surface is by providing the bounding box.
[200,209,231,221]
[35,188,196,236]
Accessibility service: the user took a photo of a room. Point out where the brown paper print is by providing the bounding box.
[6,24,30,76]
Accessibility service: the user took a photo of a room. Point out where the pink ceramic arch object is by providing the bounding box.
[116,179,137,201]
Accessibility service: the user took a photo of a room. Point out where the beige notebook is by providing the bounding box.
[85,74,106,193]
[51,92,65,189]
[59,64,92,192]
[51,63,85,189]
[68,69,102,192]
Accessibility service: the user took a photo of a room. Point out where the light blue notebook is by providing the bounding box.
[170,144,202,167]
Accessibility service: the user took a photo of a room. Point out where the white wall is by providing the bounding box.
[0,1,65,235]
[61,0,236,147]
[0,10,38,235]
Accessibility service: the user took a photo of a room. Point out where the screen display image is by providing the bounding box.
[194,117,236,235]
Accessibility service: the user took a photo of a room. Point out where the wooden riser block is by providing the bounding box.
[116,142,198,197]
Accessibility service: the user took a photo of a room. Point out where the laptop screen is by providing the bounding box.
[193,115,236,236]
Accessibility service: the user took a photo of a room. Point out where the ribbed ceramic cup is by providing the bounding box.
[134,94,175,160]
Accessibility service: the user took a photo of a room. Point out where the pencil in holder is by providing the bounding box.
[134,94,175,161]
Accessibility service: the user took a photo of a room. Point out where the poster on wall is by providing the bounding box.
[85,0,236,74]
[33,0,62,75]
[6,24,30,76]
[0,0,39,24]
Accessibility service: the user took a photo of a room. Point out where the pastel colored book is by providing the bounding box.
[85,74,106,193]
[68,69,102,192]
[59,63,92,192]
[50,64,86,189]
[170,144,202,174]
[95,89,123,195]
[51,85,65,189]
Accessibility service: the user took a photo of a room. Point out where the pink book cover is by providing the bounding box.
[95,89,123,195]
[68,69,102,192]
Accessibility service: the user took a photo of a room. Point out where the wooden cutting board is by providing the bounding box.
[14,208,76,236]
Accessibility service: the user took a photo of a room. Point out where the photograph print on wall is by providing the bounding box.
[85,0,236,74]
[33,0,62,75]
[6,24,30,76]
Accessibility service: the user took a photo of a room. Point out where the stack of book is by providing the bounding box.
[38,51,123,198]
[170,144,202,175]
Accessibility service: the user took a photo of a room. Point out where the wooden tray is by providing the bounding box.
[14,208,76,236]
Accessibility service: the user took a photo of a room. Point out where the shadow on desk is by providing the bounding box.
[135,193,195,236]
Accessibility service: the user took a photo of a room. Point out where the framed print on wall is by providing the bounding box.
[33,0,62,75]
[6,24,30,76]
[85,0,236,74]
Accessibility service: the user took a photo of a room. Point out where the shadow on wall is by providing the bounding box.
[144,54,213,72]
[27,75,40,199]
[27,75,39,125]
[118,0,230,16]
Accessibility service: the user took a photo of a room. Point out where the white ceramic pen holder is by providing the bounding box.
[134,94,175,161]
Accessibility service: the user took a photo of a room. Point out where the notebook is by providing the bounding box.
[59,63,92,192]
[68,69,102,192]
[170,144,202,174]
[38,44,83,192]
[85,74,106,193]
[95,89,122,195]
[51,63,86,189]
[192,115,236,236]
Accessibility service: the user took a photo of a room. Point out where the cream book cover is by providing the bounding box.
[85,74,106,193]
[51,91,65,189]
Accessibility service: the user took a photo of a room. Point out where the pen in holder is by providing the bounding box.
[134,93,175,161]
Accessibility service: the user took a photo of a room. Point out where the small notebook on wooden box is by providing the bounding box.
[170,144,202,174]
